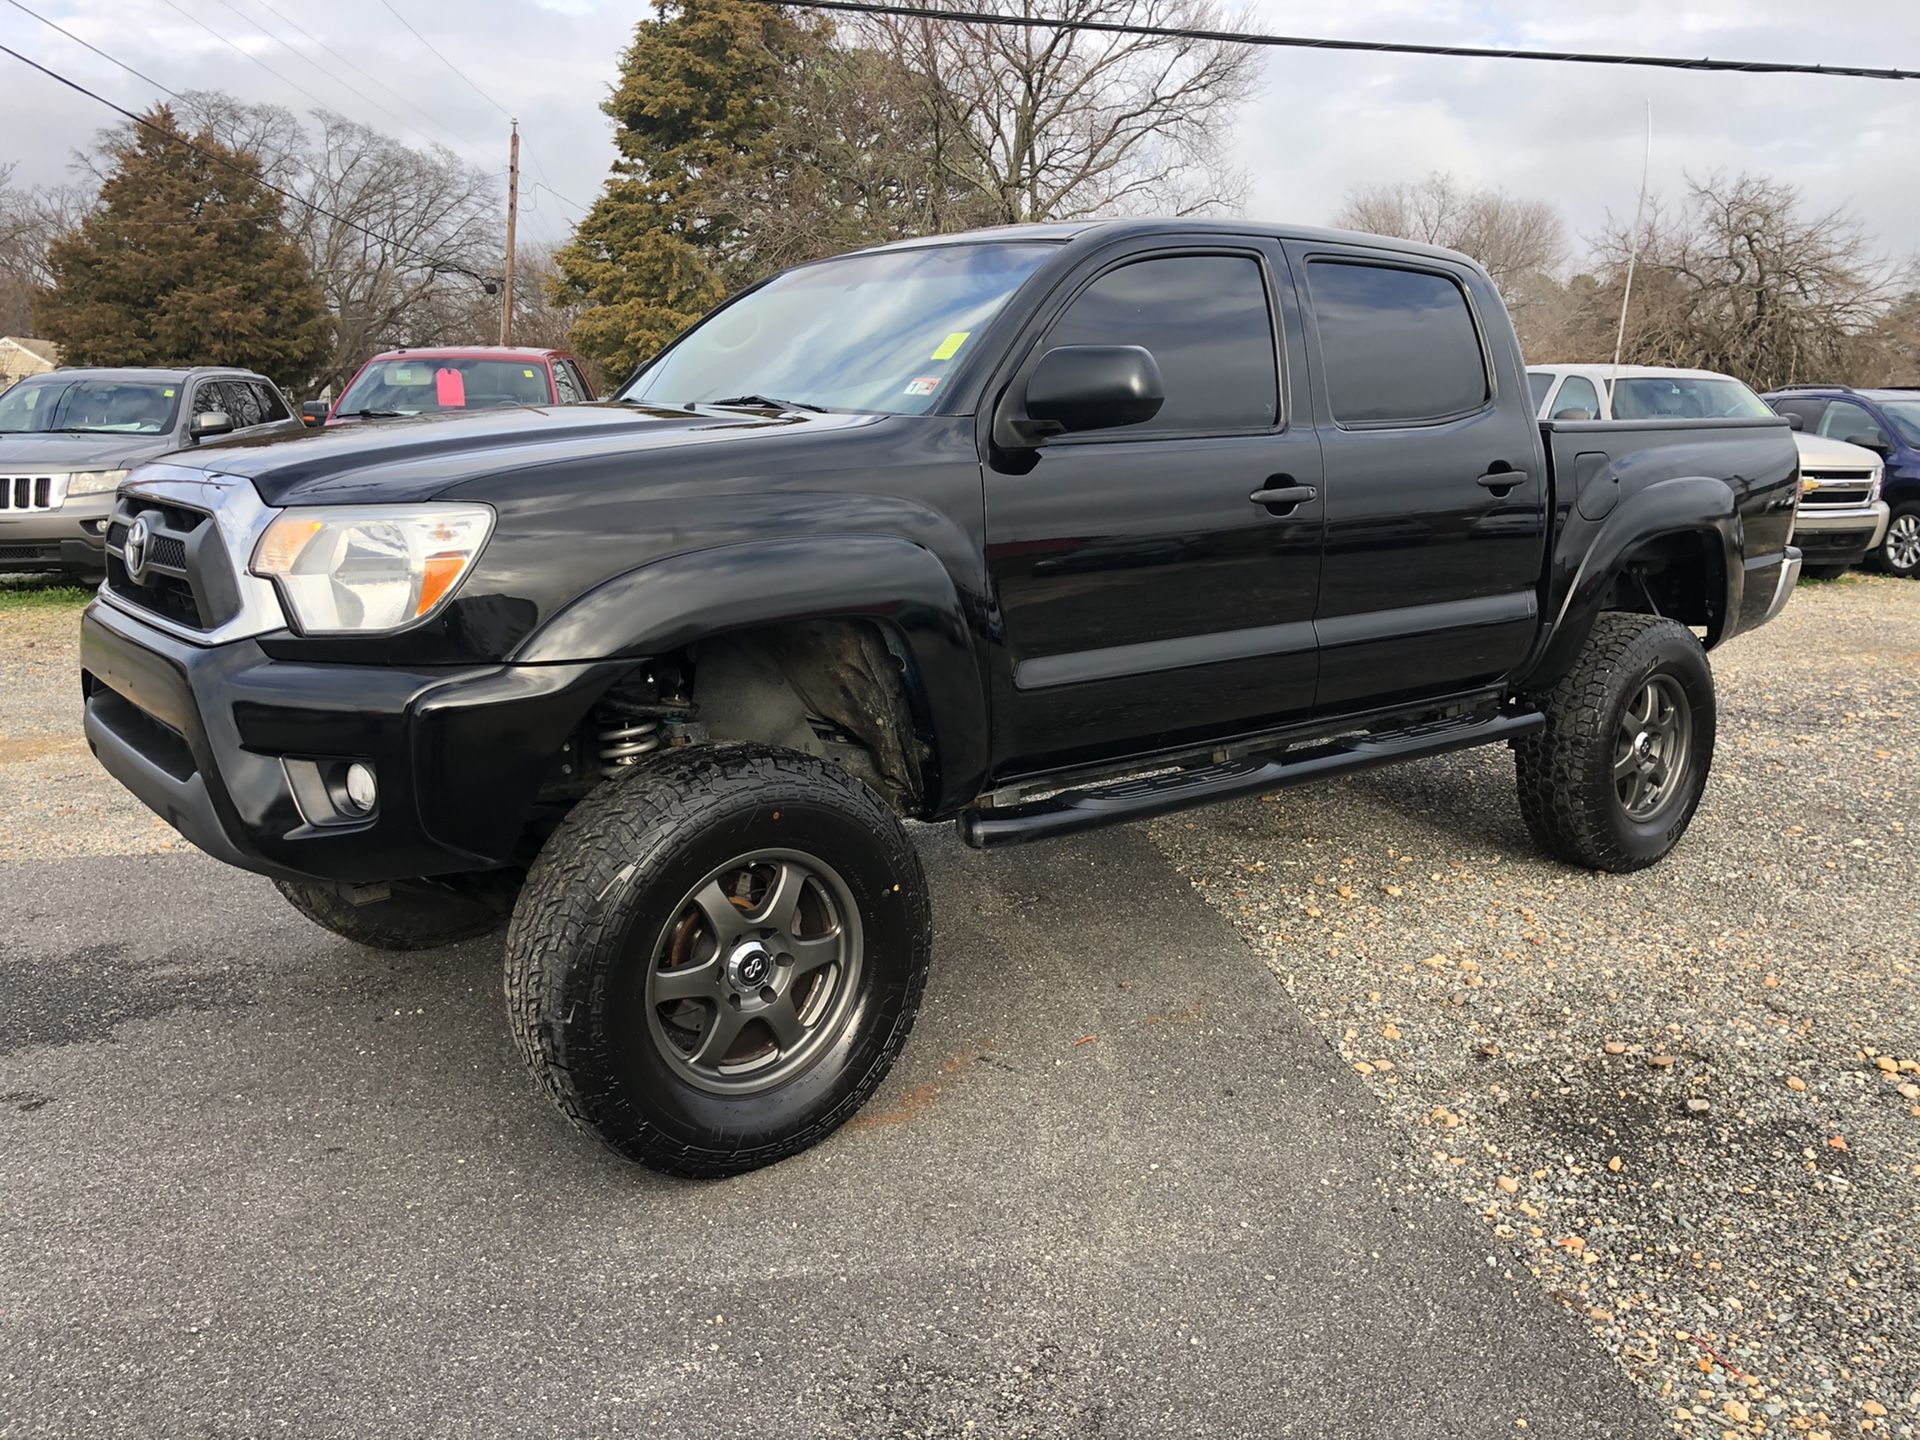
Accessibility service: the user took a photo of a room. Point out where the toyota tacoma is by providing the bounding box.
[79,220,1803,1175]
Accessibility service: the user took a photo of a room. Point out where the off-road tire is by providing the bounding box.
[504,743,931,1178]
[1869,503,1920,578]
[1515,613,1716,873]
[275,872,519,950]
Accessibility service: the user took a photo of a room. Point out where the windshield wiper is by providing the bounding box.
[698,394,829,414]
[342,408,406,418]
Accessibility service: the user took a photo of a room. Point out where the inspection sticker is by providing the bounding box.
[931,331,970,361]
[903,376,941,397]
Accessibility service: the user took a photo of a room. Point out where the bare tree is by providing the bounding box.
[859,0,1260,223]
[0,167,93,333]
[1334,172,1566,294]
[1581,173,1905,387]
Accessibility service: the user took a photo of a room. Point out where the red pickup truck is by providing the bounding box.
[306,346,595,425]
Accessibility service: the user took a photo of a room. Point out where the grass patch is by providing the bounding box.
[0,576,97,613]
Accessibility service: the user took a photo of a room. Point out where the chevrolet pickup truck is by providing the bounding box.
[79,220,1803,1176]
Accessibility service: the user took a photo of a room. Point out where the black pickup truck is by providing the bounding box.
[80,220,1803,1175]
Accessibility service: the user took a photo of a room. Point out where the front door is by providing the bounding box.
[985,242,1324,776]
[1286,245,1548,709]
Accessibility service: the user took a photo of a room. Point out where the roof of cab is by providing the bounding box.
[861,218,1488,274]
[26,365,266,383]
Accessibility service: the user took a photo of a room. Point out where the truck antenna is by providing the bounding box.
[1611,100,1653,382]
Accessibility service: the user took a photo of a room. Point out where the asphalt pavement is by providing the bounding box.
[0,824,1661,1438]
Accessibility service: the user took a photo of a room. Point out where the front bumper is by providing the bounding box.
[1791,500,1891,565]
[81,599,624,883]
[0,494,113,574]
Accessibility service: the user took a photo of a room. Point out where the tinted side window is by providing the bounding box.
[1819,399,1886,446]
[1769,396,1828,431]
[252,381,290,422]
[1045,254,1278,433]
[225,381,265,428]
[190,381,225,417]
[1309,261,1489,425]
[1527,372,1554,413]
[1552,375,1600,419]
[563,360,593,399]
[552,362,580,404]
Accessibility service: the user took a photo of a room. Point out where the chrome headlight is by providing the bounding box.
[251,504,494,634]
[66,468,130,496]
[1869,465,1884,505]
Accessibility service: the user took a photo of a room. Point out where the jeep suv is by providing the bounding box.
[1764,385,1920,578]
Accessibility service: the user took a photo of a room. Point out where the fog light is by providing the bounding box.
[343,762,378,813]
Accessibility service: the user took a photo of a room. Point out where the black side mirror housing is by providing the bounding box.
[300,401,329,427]
[1010,345,1164,444]
[189,410,234,441]
[1782,413,1804,431]
[1845,432,1891,457]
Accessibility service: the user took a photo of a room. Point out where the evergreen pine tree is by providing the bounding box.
[34,107,331,392]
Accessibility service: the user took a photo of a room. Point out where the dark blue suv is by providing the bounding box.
[1764,385,1920,577]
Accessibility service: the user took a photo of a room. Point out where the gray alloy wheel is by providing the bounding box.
[644,848,864,1096]
[1885,509,1920,576]
[1613,673,1693,822]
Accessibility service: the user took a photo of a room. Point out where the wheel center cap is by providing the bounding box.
[727,941,773,991]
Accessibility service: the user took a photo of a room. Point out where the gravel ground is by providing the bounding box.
[0,583,180,861]
[1153,572,1920,1440]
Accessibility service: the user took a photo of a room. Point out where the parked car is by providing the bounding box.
[1528,364,1888,579]
[1762,385,1920,578]
[82,220,1802,1175]
[0,366,301,582]
[310,346,595,425]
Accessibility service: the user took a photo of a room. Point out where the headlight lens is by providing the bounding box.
[1869,465,1884,505]
[66,468,129,496]
[251,504,494,634]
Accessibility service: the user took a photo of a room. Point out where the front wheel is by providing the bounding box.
[504,743,931,1177]
[1871,504,1920,578]
[1515,613,1716,873]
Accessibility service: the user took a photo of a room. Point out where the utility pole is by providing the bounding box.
[501,118,519,346]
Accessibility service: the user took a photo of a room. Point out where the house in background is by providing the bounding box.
[0,336,59,390]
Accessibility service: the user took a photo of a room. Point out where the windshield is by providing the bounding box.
[0,377,181,434]
[1610,375,1774,421]
[336,357,553,416]
[622,242,1057,415]
[1878,399,1920,446]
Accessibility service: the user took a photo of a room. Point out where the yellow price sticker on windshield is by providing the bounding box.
[163,388,175,397]
[524,368,536,378]
[931,331,970,361]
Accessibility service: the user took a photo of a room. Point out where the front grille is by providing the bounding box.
[1801,468,1877,506]
[0,475,60,511]
[0,541,61,563]
[104,494,241,631]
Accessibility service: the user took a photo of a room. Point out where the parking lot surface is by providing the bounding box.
[0,574,1912,1437]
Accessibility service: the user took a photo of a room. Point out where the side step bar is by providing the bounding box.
[959,710,1545,849]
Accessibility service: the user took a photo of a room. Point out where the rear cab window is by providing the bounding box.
[1307,260,1489,426]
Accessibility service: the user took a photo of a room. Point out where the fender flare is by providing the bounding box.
[512,534,989,813]
[1522,474,1740,689]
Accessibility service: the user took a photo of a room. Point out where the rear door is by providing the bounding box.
[985,239,1324,775]
[1287,244,1547,709]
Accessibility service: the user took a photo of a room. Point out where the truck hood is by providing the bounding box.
[139,402,883,506]
[0,431,182,472]
[1791,432,1881,470]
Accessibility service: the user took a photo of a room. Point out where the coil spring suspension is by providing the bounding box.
[597,708,663,776]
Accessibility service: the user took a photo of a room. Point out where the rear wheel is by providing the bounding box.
[1872,504,1920,578]
[275,872,519,950]
[1515,613,1716,872]
[504,743,930,1177]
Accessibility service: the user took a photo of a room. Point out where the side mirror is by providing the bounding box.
[189,410,234,441]
[300,401,329,427]
[1014,344,1164,443]
[1552,407,1595,422]
[1782,413,1804,431]
[1845,432,1892,457]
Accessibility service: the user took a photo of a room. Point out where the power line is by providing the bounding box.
[0,39,497,286]
[150,0,342,114]
[744,0,1920,82]
[376,0,513,118]
[4,0,183,99]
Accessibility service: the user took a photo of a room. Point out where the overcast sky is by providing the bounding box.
[3,0,1917,269]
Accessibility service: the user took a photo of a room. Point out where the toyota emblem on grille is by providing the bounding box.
[124,515,152,584]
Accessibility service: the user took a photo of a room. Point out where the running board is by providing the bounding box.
[959,710,1545,849]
